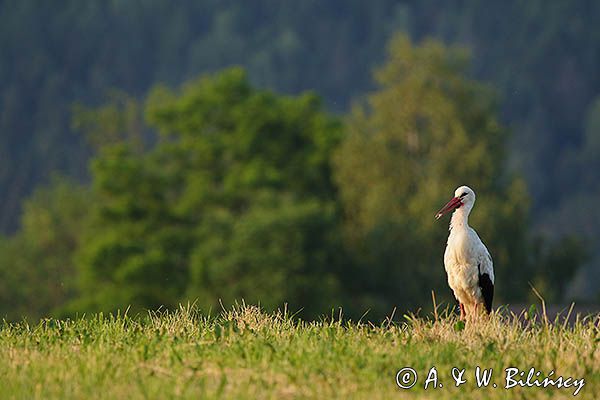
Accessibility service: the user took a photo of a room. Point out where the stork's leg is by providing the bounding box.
[459,303,466,321]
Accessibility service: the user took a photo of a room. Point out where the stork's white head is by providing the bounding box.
[435,185,476,220]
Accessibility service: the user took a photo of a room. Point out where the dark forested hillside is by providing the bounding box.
[1,1,599,297]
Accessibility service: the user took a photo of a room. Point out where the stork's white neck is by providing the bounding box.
[449,207,470,231]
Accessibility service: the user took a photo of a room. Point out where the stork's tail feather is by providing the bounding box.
[478,263,494,314]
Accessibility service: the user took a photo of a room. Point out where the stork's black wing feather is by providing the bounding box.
[478,263,494,313]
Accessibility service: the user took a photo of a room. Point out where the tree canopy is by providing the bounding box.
[334,35,532,310]
[71,68,345,318]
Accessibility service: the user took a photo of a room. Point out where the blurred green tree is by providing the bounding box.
[0,177,91,320]
[334,34,533,313]
[73,68,346,317]
[188,192,344,313]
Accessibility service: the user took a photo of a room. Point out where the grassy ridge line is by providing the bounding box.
[0,305,598,399]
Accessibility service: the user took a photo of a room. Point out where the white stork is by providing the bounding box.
[435,185,494,320]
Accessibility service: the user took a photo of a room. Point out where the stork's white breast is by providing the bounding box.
[444,228,483,303]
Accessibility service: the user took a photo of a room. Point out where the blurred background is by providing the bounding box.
[0,0,598,321]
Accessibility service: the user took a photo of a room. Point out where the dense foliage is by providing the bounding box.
[1,2,598,301]
[334,36,531,309]
[2,0,599,230]
[0,178,90,320]
[0,34,584,320]
[71,68,345,317]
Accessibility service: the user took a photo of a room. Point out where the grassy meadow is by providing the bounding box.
[0,304,598,399]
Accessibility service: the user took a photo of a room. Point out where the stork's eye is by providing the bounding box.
[460,192,468,198]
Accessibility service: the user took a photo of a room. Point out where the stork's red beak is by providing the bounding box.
[435,197,463,220]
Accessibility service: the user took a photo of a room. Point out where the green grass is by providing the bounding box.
[0,304,598,399]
